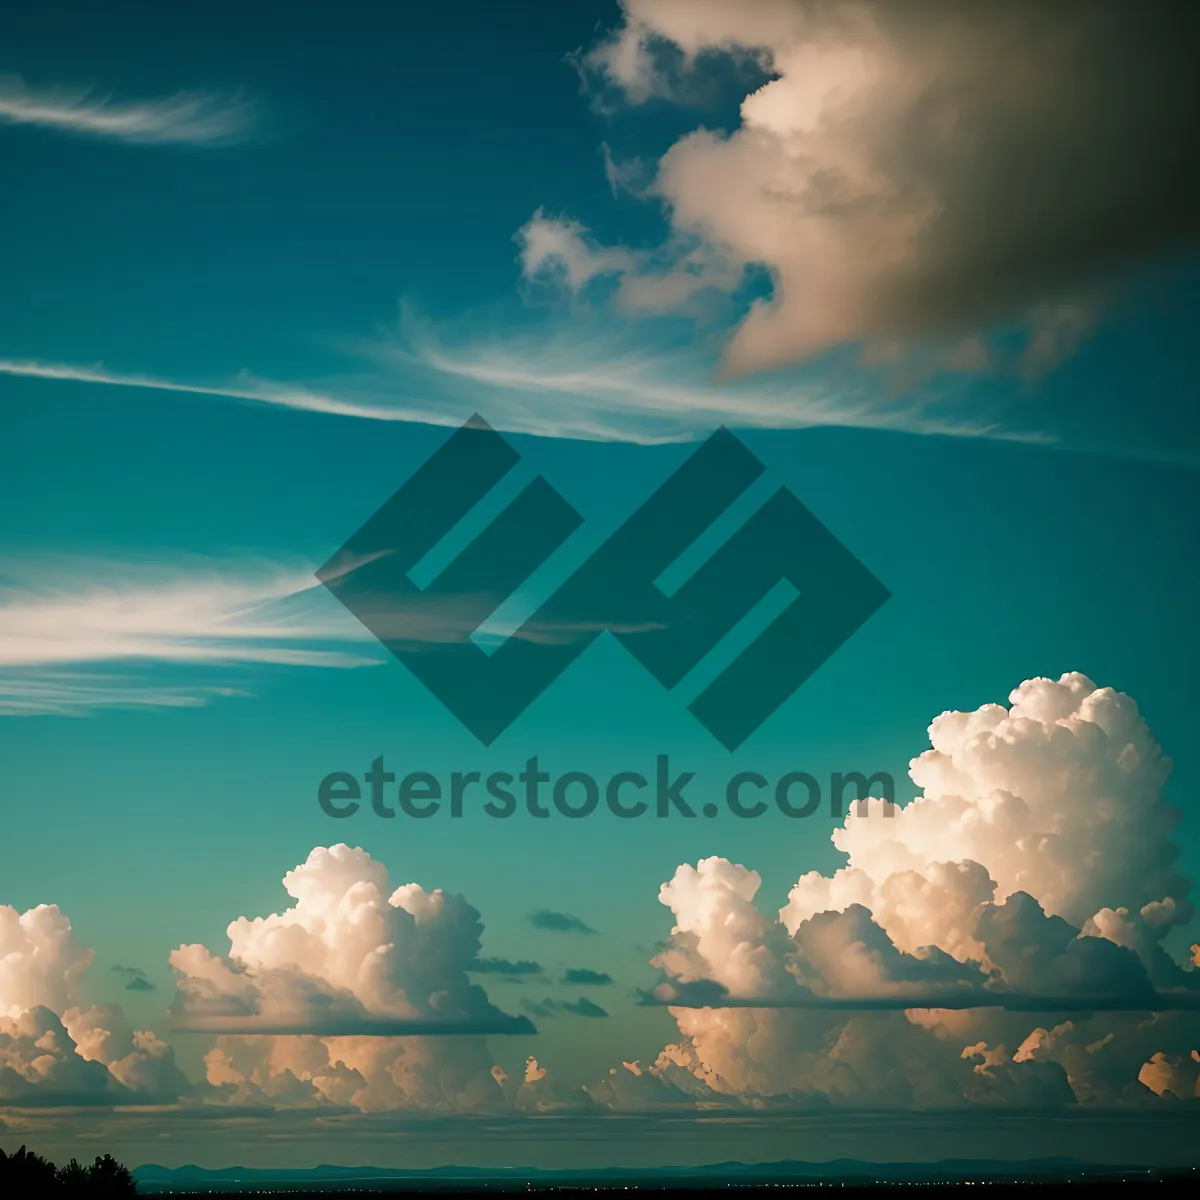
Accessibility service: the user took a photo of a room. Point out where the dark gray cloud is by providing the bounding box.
[521,997,609,1019]
[580,0,1200,375]
[528,910,596,935]
[467,957,543,978]
[561,968,613,986]
[639,894,1200,1014]
[863,1,1200,339]
[111,964,156,992]
[562,997,608,1018]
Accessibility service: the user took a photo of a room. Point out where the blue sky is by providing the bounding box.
[2,0,1200,1173]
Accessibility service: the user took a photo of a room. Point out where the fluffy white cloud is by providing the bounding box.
[782,673,1191,945]
[0,905,190,1104]
[0,905,93,1020]
[3,674,1197,1118]
[0,1008,116,1104]
[170,845,520,1112]
[643,674,1200,1107]
[61,1004,191,1099]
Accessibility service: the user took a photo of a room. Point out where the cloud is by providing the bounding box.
[561,969,613,986]
[171,1014,535,1036]
[517,209,639,292]
[0,672,254,717]
[0,75,255,145]
[111,966,155,993]
[0,358,460,426]
[0,555,378,715]
[567,0,1200,376]
[0,316,1050,448]
[781,672,1193,939]
[600,142,651,198]
[468,958,544,979]
[1,905,93,1021]
[169,845,525,1111]
[0,907,192,1105]
[61,1004,192,1099]
[520,997,609,1019]
[636,674,1200,1107]
[0,1008,121,1106]
[528,911,597,935]
[3,676,1198,1118]
[563,998,608,1018]
[515,1056,596,1113]
[381,309,1048,445]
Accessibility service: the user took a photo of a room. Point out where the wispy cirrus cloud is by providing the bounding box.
[0,551,654,716]
[0,309,1048,448]
[379,315,1040,444]
[0,74,255,145]
[0,556,379,715]
[0,358,454,426]
[0,671,252,717]
[0,555,372,670]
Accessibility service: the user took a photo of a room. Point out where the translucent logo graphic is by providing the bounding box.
[317,416,888,749]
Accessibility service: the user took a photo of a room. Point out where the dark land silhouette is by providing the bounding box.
[0,1143,136,1196]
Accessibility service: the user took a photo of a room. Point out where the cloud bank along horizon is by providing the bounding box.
[3,672,1199,1114]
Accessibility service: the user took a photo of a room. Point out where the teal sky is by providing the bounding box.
[2,0,1200,1175]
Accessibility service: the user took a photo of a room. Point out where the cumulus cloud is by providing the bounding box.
[4,676,1198,1119]
[514,1056,595,1113]
[0,75,255,145]
[61,1004,192,1099]
[565,0,1200,376]
[169,845,528,1112]
[0,1008,118,1106]
[637,674,1200,1107]
[0,906,93,1020]
[781,672,1193,940]
[0,905,191,1105]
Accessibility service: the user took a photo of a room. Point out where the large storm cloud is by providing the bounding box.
[523,0,1200,375]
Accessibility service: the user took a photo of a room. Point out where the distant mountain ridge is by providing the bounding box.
[132,1157,1184,1192]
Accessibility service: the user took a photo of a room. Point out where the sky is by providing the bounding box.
[2,0,1200,1174]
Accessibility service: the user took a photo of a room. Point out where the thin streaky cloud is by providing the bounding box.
[0,671,252,717]
[0,346,1049,448]
[0,556,382,715]
[377,319,1050,445]
[0,552,654,715]
[640,988,1200,1013]
[170,1014,537,1036]
[0,358,458,426]
[0,74,256,145]
[0,555,378,669]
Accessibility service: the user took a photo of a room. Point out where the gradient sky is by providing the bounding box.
[2,0,1200,1173]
